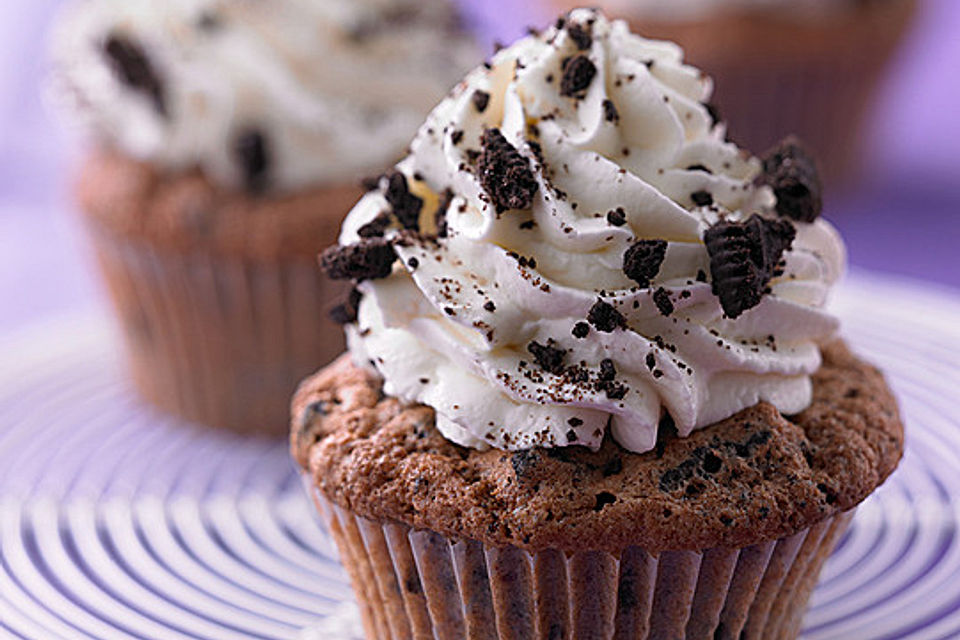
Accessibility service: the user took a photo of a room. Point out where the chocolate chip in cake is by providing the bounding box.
[623,239,667,288]
[320,239,397,281]
[587,299,626,333]
[691,190,714,207]
[653,287,674,316]
[602,99,620,124]
[593,492,616,511]
[703,214,796,318]
[329,287,363,325]
[566,22,592,50]
[233,128,270,192]
[606,207,627,226]
[472,89,491,113]
[384,170,424,230]
[528,339,567,374]
[572,322,590,339]
[560,55,596,98]
[477,128,538,213]
[103,33,167,116]
[759,136,823,223]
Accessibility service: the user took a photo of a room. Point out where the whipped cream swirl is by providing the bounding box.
[49,0,478,192]
[341,9,845,453]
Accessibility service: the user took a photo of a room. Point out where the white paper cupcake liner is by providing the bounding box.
[312,489,853,640]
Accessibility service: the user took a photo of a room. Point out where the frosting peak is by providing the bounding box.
[49,0,478,193]
[329,9,845,454]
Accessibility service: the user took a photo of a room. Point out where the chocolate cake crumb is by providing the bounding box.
[653,287,674,316]
[560,55,596,98]
[384,171,424,230]
[602,99,620,124]
[329,288,362,325]
[623,239,667,288]
[606,207,627,226]
[472,90,491,113]
[588,299,626,333]
[572,322,590,339]
[528,340,567,374]
[357,212,391,238]
[233,128,270,192]
[477,128,538,213]
[320,239,397,281]
[567,22,592,50]
[691,190,714,207]
[703,214,796,318]
[103,34,167,116]
[759,136,823,223]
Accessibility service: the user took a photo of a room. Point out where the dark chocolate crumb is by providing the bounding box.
[703,214,796,318]
[477,128,538,213]
[436,188,454,238]
[451,129,464,145]
[384,170,424,230]
[572,322,590,339]
[587,299,626,333]
[560,55,596,99]
[602,99,620,124]
[407,257,419,269]
[623,239,667,288]
[566,22,592,50]
[483,300,496,312]
[645,353,656,370]
[598,358,616,381]
[690,190,714,207]
[329,288,362,325]
[653,287,674,316]
[606,207,627,226]
[357,212,391,238]
[528,340,567,374]
[696,269,708,283]
[233,128,270,192]
[568,417,583,427]
[319,239,397,281]
[759,136,823,223]
[103,34,167,116]
[566,429,578,442]
[472,90,491,113]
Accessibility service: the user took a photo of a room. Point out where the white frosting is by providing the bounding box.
[49,0,478,192]
[341,9,846,453]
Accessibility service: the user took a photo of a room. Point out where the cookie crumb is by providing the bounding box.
[623,240,667,288]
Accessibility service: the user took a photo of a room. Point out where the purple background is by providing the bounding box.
[2,0,959,334]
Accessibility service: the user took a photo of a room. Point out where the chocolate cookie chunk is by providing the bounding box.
[477,128,539,213]
[560,55,596,98]
[384,171,423,230]
[319,239,397,281]
[759,137,823,223]
[623,239,667,288]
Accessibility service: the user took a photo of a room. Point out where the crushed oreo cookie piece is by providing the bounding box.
[329,288,362,325]
[472,90,490,113]
[598,358,616,381]
[384,171,424,230]
[320,239,397,281]
[483,300,496,312]
[477,128,539,213]
[103,34,167,116]
[436,188,454,238]
[703,102,721,126]
[233,128,270,192]
[560,55,596,98]
[572,322,589,339]
[588,299,626,333]
[602,99,620,124]
[357,212,391,238]
[528,340,567,375]
[759,136,823,223]
[653,287,674,316]
[606,207,627,226]
[691,190,714,207]
[566,22,592,50]
[623,239,667,288]
[703,214,796,318]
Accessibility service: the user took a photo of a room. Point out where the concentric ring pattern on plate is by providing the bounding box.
[0,270,958,640]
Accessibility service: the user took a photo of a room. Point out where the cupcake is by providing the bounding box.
[547,0,918,184]
[293,9,903,639]
[49,0,478,434]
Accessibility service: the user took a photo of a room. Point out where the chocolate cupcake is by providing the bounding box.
[293,9,903,638]
[551,0,918,185]
[49,0,478,434]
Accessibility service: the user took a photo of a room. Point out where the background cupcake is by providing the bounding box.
[49,0,479,434]
[547,0,918,185]
[293,9,903,638]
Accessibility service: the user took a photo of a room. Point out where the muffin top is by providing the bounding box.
[321,9,845,455]
[49,0,478,193]
[293,340,902,553]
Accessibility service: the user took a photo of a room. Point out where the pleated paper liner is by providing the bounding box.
[313,489,853,640]
[87,222,348,435]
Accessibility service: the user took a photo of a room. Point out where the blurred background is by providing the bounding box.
[2,0,959,337]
